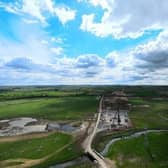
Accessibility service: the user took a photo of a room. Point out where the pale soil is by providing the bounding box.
[104,158,116,168]
[0,132,54,143]
[72,121,89,138]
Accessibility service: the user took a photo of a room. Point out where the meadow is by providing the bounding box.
[0,87,99,167]
[0,96,98,120]
[0,132,82,168]
[129,97,168,129]
[106,132,168,168]
[0,86,168,168]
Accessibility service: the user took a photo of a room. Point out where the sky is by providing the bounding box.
[0,0,168,85]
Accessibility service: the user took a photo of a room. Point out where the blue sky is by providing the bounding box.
[0,0,168,85]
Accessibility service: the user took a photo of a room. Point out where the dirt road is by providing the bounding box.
[83,96,110,168]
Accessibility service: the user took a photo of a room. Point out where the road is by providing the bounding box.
[84,95,109,168]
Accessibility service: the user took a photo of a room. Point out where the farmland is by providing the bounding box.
[0,86,168,168]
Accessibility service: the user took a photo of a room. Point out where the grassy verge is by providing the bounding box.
[106,132,168,168]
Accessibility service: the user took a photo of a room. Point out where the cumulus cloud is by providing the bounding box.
[0,3,168,86]
[133,30,168,71]
[1,41,168,84]
[50,47,64,56]
[3,57,55,73]
[0,35,53,64]
[0,0,76,25]
[1,28,168,85]
[80,0,168,38]
[54,6,76,25]
[51,37,63,44]
[75,55,104,78]
[105,52,120,67]
[75,54,103,68]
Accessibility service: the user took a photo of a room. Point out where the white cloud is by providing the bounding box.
[80,0,168,38]
[0,0,168,85]
[51,37,63,44]
[0,0,76,25]
[22,18,39,24]
[54,6,76,25]
[50,47,64,56]
[75,54,104,68]
[79,0,113,10]
[132,30,168,70]
[22,0,46,24]
[0,23,53,64]
[1,28,168,85]
[41,40,49,45]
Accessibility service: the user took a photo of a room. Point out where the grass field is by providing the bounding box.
[33,143,82,168]
[94,96,168,153]
[0,86,168,168]
[0,87,98,167]
[0,87,85,101]
[106,132,168,168]
[0,96,98,120]
[0,132,82,168]
[129,98,168,128]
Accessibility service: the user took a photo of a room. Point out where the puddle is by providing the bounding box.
[47,123,79,132]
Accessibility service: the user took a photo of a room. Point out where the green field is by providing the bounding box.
[0,87,98,167]
[106,132,168,168]
[129,98,168,128]
[0,132,82,168]
[94,95,168,153]
[0,87,85,101]
[0,96,98,120]
[0,86,168,168]
[69,163,94,168]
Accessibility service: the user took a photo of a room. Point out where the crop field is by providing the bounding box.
[106,132,168,168]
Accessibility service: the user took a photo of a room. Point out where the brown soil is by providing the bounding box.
[0,132,54,143]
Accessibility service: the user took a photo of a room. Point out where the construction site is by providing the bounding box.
[98,91,132,131]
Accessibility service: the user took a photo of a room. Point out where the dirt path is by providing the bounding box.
[0,141,73,168]
[0,132,53,143]
[158,113,168,121]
